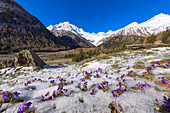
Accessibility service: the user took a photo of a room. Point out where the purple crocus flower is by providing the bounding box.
[60,85,63,90]
[157,61,160,66]
[117,77,119,80]
[96,84,100,88]
[48,77,52,79]
[91,89,97,94]
[18,102,32,113]
[96,74,100,78]
[161,78,169,84]
[57,86,61,91]
[151,64,155,68]
[162,95,170,109]
[119,82,121,88]
[0,90,2,92]
[49,96,53,101]
[143,84,150,88]
[113,91,119,97]
[120,74,125,79]
[13,91,20,97]
[39,97,44,102]
[27,81,31,84]
[118,88,123,93]
[165,64,169,67]
[2,91,10,99]
[147,70,150,74]
[135,84,139,87]
[60,78,63,82]
[53,93,57,97]
[122,79,126,84]
[63,89,68,93]
[50,80,55,84]
[83,84,87,88]
[85,72,90,76]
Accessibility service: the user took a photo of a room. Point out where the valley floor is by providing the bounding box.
[0,47,170,113]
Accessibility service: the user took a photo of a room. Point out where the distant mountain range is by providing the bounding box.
[47,13,170,46]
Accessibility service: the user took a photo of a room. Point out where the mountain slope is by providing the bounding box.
[0,0,92,53]
[50,30,95,48]
[99,29,170,50]
[134,30,170,44]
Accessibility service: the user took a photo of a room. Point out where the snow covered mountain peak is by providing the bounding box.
[147,13,170,22]
[47,13,170,46]
[47,21,114,46]
[124,22,139,28]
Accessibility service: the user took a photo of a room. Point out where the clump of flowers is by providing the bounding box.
[83,71,92,80]
[112,74,128,98]
[18,102,32,113]
[24,78,43,86]
[161,77,169,84]
[94,73,100,78]
[109,101,123,113]
[58,78,68,86]
[0,91,22,103]
[96,81,109,92]
[90,88,97,95]
[0,91,23,110]
[146,67,152,74]
[39,85,68,102]
[154,94,170,112]
[132,82,150,91]
[78,81,89,91]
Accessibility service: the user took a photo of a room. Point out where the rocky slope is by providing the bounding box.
[50,29,95,48]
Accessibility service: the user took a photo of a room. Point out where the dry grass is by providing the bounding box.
[80,64,89,68]
[133,64,146,69]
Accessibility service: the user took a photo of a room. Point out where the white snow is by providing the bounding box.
[0,47,170,113]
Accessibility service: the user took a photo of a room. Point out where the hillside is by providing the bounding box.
[98,35,143,50]
[134,30,170,44]
[50,29,95,48]
[0,0,94,53]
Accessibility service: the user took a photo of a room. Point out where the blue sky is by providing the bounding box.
[15,0,170,33]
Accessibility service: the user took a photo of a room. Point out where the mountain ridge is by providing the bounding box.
[47,13,170,46]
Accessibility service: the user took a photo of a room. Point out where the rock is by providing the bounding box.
[14,50,46,68]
